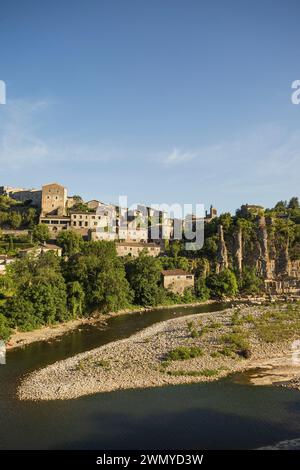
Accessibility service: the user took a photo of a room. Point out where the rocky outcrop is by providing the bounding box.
[276,238,290,278]
[257,216,272,280]
[216,225,228,273]
[233,227,243,273]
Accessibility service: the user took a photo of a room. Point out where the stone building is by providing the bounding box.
[70,211,110,230]
[89,229,117,241]
[161,269,194,295]
[41,183,67,216]
[0,186,42,206]
[205,205,218,223]
[86,200,104,210]
[118,227,148,243]
[39,215,71,236]
[18,243,62,258]
[115,242,161,257]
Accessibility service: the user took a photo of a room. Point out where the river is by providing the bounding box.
[1,302,300,450]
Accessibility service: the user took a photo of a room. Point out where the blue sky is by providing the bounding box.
[0,0,299,213]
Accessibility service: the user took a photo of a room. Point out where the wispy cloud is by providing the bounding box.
[161,123,300,184]
[164,147,199,165]
[0,99,50,168]
[0,98,112,170]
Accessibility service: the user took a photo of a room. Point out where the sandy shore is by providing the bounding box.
[8,300,217,350]
[18,304,300,401]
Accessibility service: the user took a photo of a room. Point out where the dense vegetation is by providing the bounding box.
[0,197,299,341]
[0,195,39,230]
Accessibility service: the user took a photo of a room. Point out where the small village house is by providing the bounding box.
[161,269,194,295]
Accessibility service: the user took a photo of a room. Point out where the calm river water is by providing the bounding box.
[1,303,300,449]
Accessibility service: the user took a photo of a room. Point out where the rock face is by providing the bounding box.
[257,216,272,280]
[234,227,243,273]
[276,238,290,278]
[216,225,228,273]
[207,216,299,295]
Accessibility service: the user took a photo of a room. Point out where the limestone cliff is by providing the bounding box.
[216,225,228,273]
[233,227,243,273]
[256,216,272,280]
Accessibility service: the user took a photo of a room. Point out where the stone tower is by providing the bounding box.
[41,183,67,216]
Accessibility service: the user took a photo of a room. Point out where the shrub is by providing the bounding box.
[221,331,251,358]
[206,269,238,298]
[165,346,203,361]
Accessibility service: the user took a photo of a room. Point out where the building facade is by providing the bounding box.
[162,269,194,295]
[41,183,67,216]
[115,242,161,257]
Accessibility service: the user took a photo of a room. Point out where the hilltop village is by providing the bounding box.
[0,182,300,343]
[0,182,217,292]
[0,182,216,249]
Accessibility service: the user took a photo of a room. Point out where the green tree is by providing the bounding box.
[9,211,22,229]
[32,224,50,243]
[239,267,263,294]
[24,207,38,228]
[4,297,37,331]
[0,312,12,341]
[288,197,299,210]
[57,230,83,256]
[67,281,85,317]
[168,240,182,258]
[219,213,232,232]
[194,277,210,300]
[126,252,163,306]
[65,241,132,312]
[4,252,68,329]
[206,269,238,298]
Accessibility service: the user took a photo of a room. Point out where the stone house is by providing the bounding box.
[205,205,218,223]
[41,183,67,216]
[39,215,71,236]
[162,269,194,295]
[115,242,161,258]
[89,229,117,242]
[118,227,148,243]
[0,186,42,206]
[18,243,62,258]
[70,211,109,230]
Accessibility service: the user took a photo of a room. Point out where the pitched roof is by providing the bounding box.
[161,269,193,276]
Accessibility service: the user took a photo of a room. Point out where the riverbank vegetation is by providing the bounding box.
[1,196,300,342]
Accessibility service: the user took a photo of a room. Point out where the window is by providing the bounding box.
[187,275,193,279]
[73,221,77,226]
[85,222,88,227]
